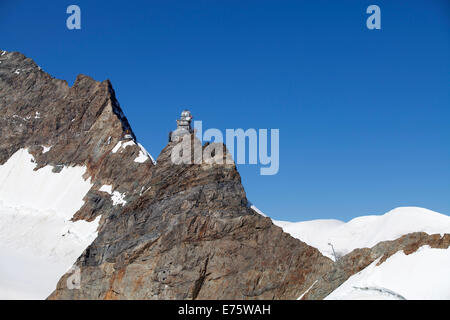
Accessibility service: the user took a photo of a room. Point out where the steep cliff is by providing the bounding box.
[1,50,448,300]
[0,50,334,299]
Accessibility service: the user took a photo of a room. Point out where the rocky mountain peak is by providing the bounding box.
[1,50,448,300]
[0,49,153,223]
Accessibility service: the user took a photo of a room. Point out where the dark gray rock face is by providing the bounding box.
[0,50,334,299]
[301,232,450,300]
[2,50,447,300]
[49,135,335,299]
[0,50,152,223]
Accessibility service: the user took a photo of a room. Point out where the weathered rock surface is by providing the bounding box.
[301,232,450,300]
[0,50,153,224]
[0,50,334,299]
[1,50,448,300]
[49,135,336,299]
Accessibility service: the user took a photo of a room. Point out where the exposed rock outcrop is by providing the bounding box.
[1,49,448,300]
[0,50,154,224]
[1,50,334,299]
[301,232,450,300]
[48,134,337,299]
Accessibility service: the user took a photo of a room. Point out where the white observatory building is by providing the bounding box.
[169,110,194,142]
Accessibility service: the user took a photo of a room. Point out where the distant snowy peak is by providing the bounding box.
[257,206,450,260]
[325,245,450,300]
[278,205,450,300]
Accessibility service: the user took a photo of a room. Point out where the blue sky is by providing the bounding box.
[1,0,449,221]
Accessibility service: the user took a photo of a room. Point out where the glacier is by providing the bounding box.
[0,149,100,299]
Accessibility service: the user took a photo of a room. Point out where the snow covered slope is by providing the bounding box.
[272,207,450,260]
[325,245,450,300]
[0,149,100,299]
[253,206,450,299]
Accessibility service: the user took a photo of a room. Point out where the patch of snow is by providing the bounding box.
[0,149,99,299]
[34,112,41,119]
[0,149,92,215]
[111,140,135,154]
[111,191,127,206]
[112,140,155,165]
[134,150,148,163]
[325,245,450,300]
[134,142,156,164]
[273,219,345,259]
[99,184,126,206]
[272,207,450,259]
[122,140,135,149]
[1,51,6,56]
[111,141,122,153]
[14,69,20,75]
[42,146,51,154]
[99,184,112,194]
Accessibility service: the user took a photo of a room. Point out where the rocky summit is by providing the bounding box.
[0,50,448,300]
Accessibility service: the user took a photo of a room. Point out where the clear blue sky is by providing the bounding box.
[1,0,449,221]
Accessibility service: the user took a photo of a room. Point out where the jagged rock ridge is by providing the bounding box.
[0,49,448,300]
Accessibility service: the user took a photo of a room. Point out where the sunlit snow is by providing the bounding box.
[271,207,450,259]
[0,149,100,299]
[325,245,450,300]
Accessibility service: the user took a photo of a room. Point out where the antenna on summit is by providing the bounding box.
[328,242,339,262]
